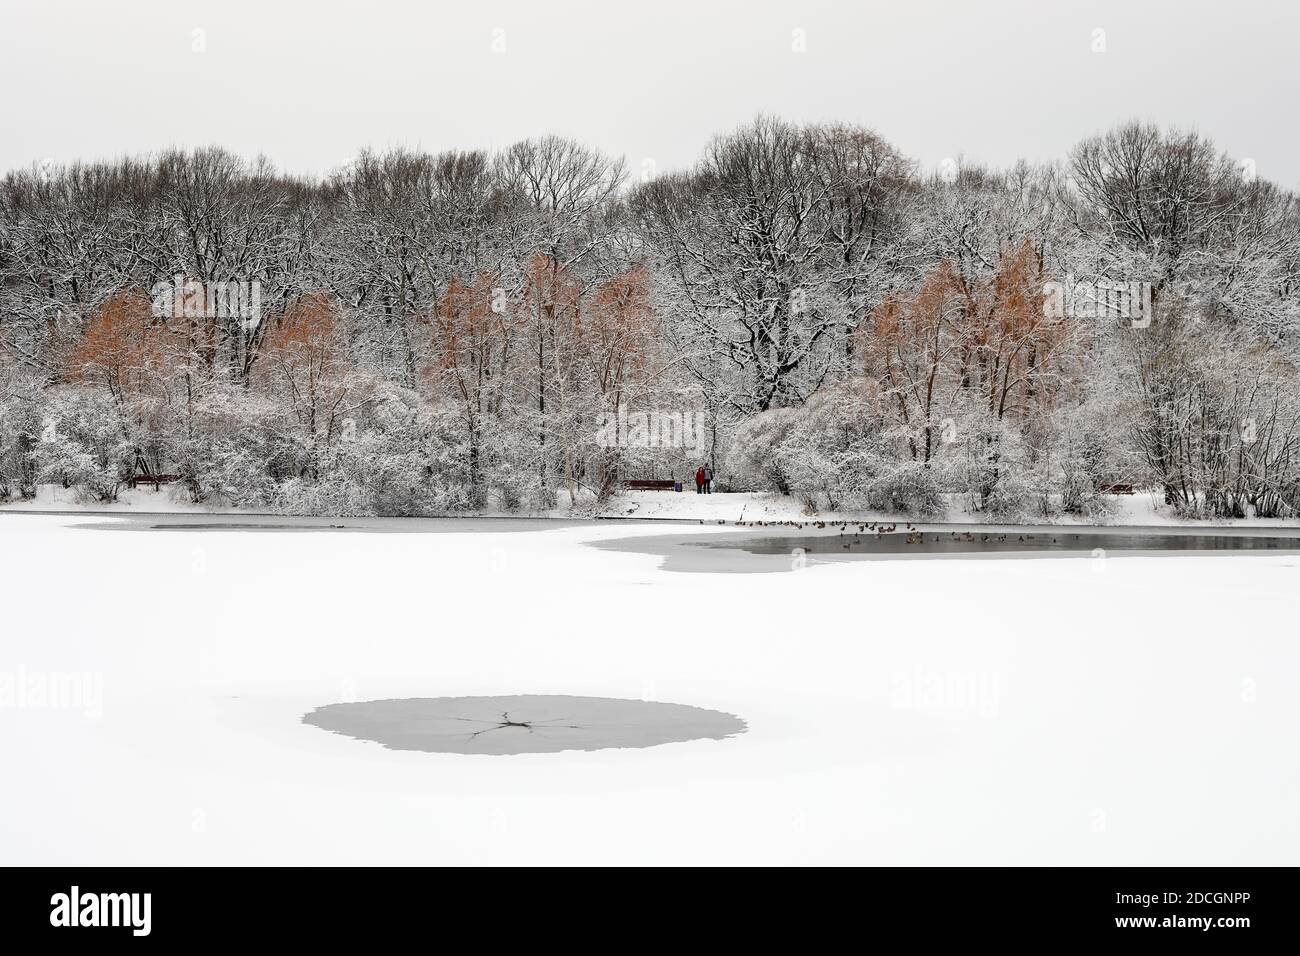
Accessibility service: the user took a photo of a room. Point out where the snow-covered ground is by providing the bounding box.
[2,511,1298,865]
[0,484,223,514]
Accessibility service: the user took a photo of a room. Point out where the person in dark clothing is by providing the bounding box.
[703,465,714,494]
[694,466,705,494]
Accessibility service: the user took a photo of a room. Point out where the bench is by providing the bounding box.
[624,479,678,491]
[1102,483,1135,495]
[130,474,182,491]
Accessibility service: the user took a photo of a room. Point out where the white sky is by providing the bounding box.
[2,0,1297,186]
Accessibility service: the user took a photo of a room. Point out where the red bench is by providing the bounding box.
[130,474,181,491]
[624,479,677,491]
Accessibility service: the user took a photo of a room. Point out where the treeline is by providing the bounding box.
[2,118,1299,517]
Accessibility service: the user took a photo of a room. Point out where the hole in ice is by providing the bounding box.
[302,694,747,755]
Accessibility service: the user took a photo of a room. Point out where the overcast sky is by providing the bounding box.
[3,0,1297,186]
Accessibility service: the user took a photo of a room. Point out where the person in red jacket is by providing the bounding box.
[694,466,705,494]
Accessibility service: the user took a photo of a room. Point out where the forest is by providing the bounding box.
[2,117,1298,518]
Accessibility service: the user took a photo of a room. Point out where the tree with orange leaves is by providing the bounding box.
[862,244,1073,467]
[582,265,657,409]
[957,240,1069,424]
[426,274,511,507]
[64,289,172,409]
[580,265,661,496]
[860,262,966,463]
[255,293,369,474]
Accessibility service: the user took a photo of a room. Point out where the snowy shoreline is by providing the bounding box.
[5,485,1300,529]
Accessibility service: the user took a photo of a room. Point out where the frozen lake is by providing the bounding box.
[2,511,1298,864]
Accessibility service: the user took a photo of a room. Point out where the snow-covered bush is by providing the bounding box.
[188,439,278,508]
[728,389,947,514]
[34,388,134,502]
[1043,404,1118,517]
[728,407,803,495]
[248,385,475,516]
[167,387,279,506]
[863,460,946,516]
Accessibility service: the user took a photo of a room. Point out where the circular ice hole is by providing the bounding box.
[302,694,747,755]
